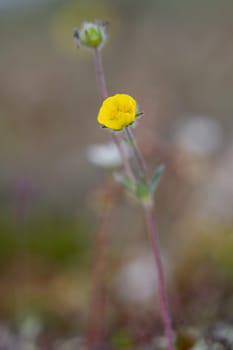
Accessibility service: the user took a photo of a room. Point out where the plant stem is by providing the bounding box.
[93,48,136,184]
[143,204,174,350]
[125,127,147,178]
[93,48,108,100]
[112,133,136,183]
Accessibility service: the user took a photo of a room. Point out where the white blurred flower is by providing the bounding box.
[197,143,233,222]
[54,336,85,350]
[114,254,169,304]
[192,339,208,350]
[0,325,20,350]
[213,322,233,346]
[173,116,223,157]
[19,316,42,350]
[87,141,132,169]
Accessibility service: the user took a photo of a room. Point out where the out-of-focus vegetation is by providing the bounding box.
[1,0,233,349]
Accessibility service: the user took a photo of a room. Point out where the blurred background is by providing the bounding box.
[1,0,233,349]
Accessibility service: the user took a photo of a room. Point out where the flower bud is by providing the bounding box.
[74,21,107,49]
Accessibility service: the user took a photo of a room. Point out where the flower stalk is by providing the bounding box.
[125,126,147,178]
[93,48,108,100]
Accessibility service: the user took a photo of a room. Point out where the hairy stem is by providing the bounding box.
[93,48,108,100]
[125,127,147,178]
[143,204,174,350]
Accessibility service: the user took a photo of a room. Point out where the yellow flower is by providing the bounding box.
[97,94,137,131]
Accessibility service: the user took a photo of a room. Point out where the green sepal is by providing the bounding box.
[150,164,165,194]
[135,112,143,118]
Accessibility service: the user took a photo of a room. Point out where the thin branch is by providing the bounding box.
[125,127,147,178]
[93,48,108,100]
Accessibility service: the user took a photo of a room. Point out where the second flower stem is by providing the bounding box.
[125,127,147,178]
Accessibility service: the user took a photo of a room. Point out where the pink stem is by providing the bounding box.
[125,127,147,178]
[93,48,108,100]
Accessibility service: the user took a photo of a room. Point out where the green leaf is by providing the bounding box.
[150,164,165,193]
[114,172,135,193]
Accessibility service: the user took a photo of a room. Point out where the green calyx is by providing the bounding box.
[79,23,105,48]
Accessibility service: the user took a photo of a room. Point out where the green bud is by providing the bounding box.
[75,21,107,49]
